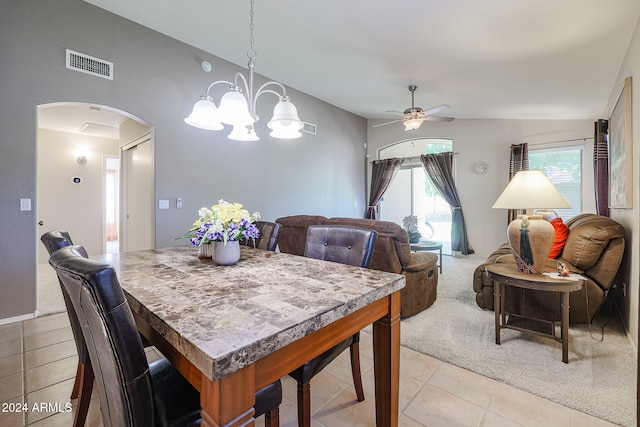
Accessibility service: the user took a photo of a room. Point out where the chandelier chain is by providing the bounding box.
[248,0,256,60]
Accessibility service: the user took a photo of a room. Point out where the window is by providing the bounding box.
[378,139,453,254]
[529,146,582,219]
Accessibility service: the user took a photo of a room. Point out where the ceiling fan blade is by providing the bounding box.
[385,110,406,115]
[372,119,402,128]
[423,116,455,122]
[422,104,451,116]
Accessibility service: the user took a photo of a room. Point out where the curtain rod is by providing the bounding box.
[371,153,459,164]
[525,137,593,146]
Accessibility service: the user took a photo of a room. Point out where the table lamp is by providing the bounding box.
[492,170,570,274]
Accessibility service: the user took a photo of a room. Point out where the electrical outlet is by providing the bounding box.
[177,198,183,209]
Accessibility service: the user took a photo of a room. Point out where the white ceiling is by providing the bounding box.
[38,103,131,139]
[54,1,640,129]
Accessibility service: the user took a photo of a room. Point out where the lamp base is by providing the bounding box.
[507,214,554,274]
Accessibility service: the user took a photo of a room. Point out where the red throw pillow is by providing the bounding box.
[548,217,569,258]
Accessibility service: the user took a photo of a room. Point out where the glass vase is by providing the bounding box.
[198,243,213,259]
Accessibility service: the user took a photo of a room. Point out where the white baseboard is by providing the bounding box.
[0,311,37,326]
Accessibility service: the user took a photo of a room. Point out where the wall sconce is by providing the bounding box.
[77,156,87,164]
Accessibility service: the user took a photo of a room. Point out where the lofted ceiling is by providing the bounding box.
[70,1,639,124]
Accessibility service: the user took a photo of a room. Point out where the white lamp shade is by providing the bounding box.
[217,89,252,125]
[403,118,423,131]
[492,170,570,209]
[184,98,223,130]
[267,99,303,131]
[228,124,260,141]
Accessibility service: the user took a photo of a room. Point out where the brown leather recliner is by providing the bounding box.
[473,214,625,324]
[275,215,439,318]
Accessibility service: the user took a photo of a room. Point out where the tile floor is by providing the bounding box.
[0,312,619,427]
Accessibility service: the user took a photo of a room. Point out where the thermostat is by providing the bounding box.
[72,176,83,185]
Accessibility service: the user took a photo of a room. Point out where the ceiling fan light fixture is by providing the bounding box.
[403,117,423,131]
[372,85,454,130]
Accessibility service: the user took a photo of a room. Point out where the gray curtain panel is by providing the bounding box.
[420,153,474,255]
[594,119,609,217]
[366,158,403,219]
[508,143,529,223]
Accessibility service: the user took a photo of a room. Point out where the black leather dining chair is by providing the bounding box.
[40,231,93,427]
[239,220,282,251]
[49,245,283,427]
[41,230,163,427]
[289,225,378,427]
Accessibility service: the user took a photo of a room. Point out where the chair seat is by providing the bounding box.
[289,333,358,384]
[149,358,201,426]
[254,380,283,419]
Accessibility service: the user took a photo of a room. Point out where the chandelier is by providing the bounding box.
[184,0,303,141]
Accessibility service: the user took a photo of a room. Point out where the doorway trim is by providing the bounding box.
[120,131,155,252]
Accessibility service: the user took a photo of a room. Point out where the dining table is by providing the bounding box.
[96,245,406,427]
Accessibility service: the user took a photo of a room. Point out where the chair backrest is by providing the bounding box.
[322,217,412,273]
[240,220,282,251]
[40,230,74,253]
[40,231,90,364]
[49,245,155,427]
[304,225,378,268]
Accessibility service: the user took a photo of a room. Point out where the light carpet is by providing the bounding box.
[400,254,636,427]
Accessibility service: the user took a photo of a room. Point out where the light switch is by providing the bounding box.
[159,199,170,210]
[20,198,31,211]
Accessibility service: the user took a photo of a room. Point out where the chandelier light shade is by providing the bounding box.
[228,123,260,142]
[267,97,303,138]
[184,97,223,130]
[184,0,303,141]
[492,170,570,274]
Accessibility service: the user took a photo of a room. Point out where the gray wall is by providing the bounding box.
[0,0,367,321]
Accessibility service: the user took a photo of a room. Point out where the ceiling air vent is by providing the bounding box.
[302,122,317,135]
[66,49,113,80]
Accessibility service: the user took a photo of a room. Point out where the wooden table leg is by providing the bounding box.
[494,282,501,345]
[373,291,401,427]
[561,292,570,364]
[200,365,256,427]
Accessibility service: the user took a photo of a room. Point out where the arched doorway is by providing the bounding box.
[36,102,153,315]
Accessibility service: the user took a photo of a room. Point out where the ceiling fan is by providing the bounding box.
[373,85,454,131]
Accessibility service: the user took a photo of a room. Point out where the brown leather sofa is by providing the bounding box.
[473,214,625,324]
[275,215,439,318]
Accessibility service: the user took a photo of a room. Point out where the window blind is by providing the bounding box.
[529,147,582,220]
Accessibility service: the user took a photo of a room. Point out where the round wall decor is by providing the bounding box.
[475,162,488,174]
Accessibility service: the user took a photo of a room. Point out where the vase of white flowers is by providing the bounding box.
[178,200,260,265]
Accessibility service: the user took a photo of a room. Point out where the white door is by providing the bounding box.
[121,133,154,252]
